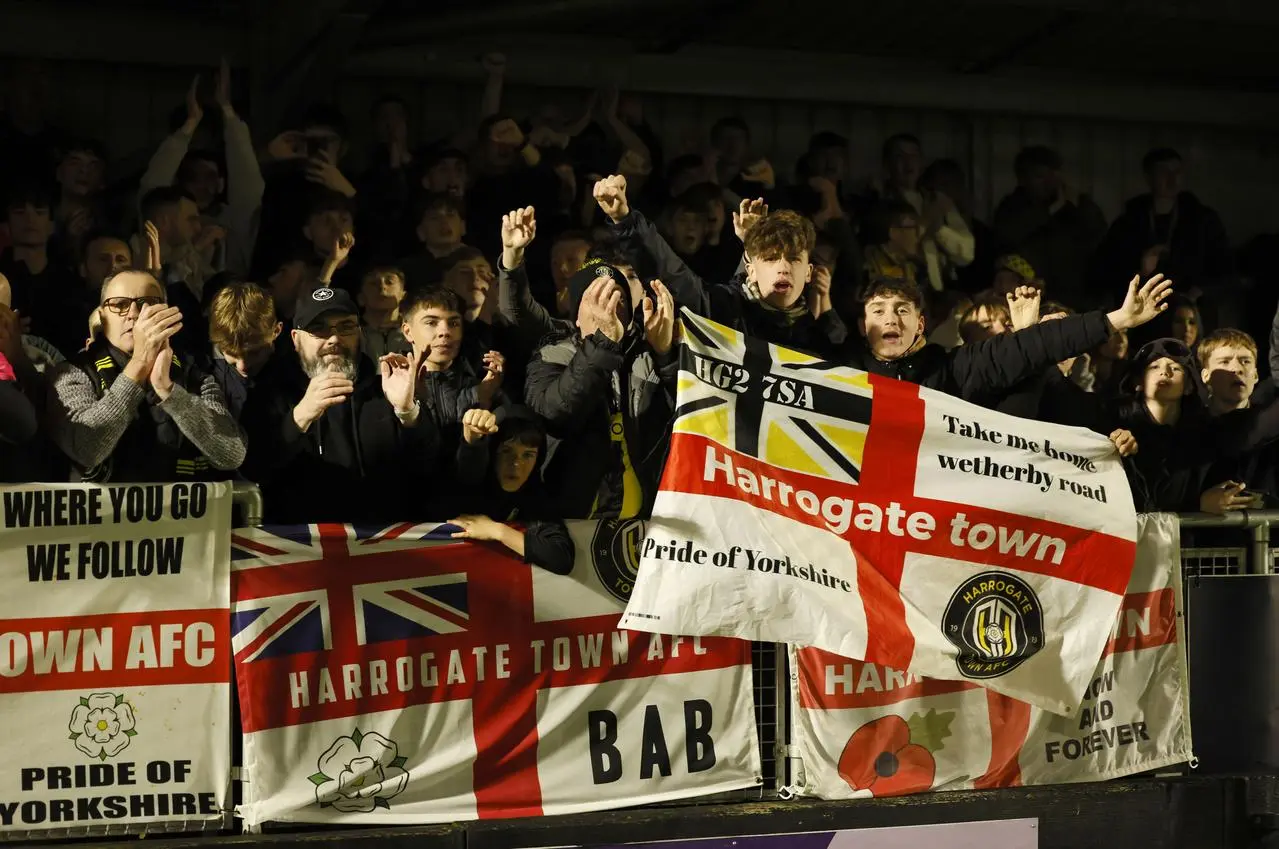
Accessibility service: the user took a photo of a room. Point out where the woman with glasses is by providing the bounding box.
[47,269,246,482]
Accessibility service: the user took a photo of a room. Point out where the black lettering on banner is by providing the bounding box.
[108,485,165,524]
[170,483,207,520]
[76,538,185,580]
[3,488,105,529]
[639,705,672,780]
[682,344,873,458]
[587,710,622,784]
[27,543,72,581]
[684,699,717,772]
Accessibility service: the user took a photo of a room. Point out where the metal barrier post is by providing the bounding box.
[1252,519,1272,575]
[232,481,263,528]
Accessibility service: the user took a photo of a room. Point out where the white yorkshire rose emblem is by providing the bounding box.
[68,693,137,761]
[310,729,409,813]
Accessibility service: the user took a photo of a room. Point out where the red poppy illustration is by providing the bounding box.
[838,715,937,796]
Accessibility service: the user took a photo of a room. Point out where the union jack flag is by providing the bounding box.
[676,310,874,485]
[231,522,467,663]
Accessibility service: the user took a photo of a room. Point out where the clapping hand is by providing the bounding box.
[642,280,676,355]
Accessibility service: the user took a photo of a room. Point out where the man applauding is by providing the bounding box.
[242,286,438,523]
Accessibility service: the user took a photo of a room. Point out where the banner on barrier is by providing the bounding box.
[0,482,233,835]
[620,312,1138,715]
[231,520,761,828]
[791,513,1191,797]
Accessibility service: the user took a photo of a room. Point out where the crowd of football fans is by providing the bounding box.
[0,55,1275,571]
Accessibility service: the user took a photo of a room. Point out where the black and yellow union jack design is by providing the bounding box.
[674,311,874,485]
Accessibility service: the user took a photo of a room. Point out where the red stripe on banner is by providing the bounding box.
[387,588,470,631]
[235,600,311,663]
[232,527,754,823]
[974,690,1032,789]
[662,431,1135,595]
[235,616,748,732]
[794,647,976,710]
[0,608,229,692]
[364,522,419,544]
[231,534,288,556]
[1103,588,1177,658]
[468,542,542,818]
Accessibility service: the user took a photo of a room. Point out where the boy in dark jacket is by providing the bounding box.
[848,273,1175,405]
[241,285,437,523]
[450,406,574,575]
[523,259,678,519]
[593,174,847,359]
[399,287,504,467]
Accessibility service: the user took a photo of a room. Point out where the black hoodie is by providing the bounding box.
[1112,339,1279,511]
[454,406,574,574]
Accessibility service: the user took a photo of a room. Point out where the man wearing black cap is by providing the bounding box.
[241,285,437,523]
[523,253,677,519]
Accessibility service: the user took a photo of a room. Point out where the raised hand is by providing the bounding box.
[1006,285,1042,331]
[143,220,162,273]
[641,279,676,355]
[742,158,776,190]
[527,125,567,149]
[379,352,418,417]
[488,118,524,148]
[477,351,505,408]
[305,149,356,198]
[215,57,234,117]
[194,223,227,253]
[1106,274,1173,331]
[577,278,625,343]
[183,75,203,134]
[330,231,355,265]
[293,373,355,432]
[732,198,768,243]
[593,174,630,224]
[130,304,183,375]
[808,265,833,318]
[461,408,499,445]
[500,206,537,270]
[481,52,507,76]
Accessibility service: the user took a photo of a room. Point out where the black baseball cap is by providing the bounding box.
[294,286,359,332]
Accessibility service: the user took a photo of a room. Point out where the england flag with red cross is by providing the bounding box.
[620,312,1139,717]
[231,521,760,829]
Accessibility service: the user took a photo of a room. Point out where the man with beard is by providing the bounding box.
[241,285,438,523]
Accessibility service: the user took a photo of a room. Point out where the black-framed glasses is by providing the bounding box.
[101,296,165,315]
[305,320,361,339]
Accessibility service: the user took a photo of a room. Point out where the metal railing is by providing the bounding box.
[1178,509,1279,576]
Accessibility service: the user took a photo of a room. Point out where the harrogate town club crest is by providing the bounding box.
[592,518,647,602]
[942,571,1044,679]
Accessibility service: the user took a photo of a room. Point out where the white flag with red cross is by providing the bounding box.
[232,520,760,829]
[790,512,1191,797]
[620,311,1139,717]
